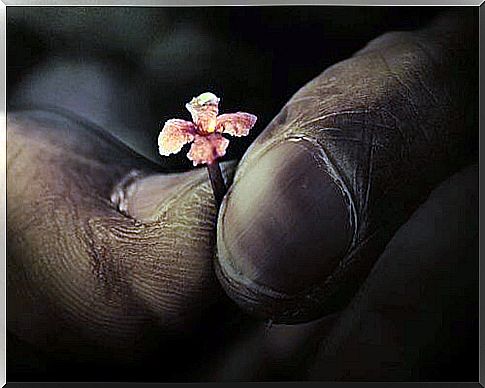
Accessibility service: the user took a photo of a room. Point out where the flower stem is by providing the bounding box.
[207,161,227,208]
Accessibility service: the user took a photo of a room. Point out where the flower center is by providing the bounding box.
[206,121,216,133]
[196,114,218,135]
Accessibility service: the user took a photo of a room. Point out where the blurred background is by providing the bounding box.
[9,6,468,382]
[8,6,445,167]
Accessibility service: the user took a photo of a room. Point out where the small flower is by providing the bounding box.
[158,92,257,166]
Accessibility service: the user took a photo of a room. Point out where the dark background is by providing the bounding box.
[7,6,446,166]
[9,6,469,382]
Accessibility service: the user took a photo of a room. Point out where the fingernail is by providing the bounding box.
[111,169,206,222]
[111,162,237,223]
[217,140,353,297]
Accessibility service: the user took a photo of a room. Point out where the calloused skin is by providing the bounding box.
[7,10,478,381]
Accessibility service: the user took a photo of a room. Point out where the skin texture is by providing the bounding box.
[208,164,478,381]
[309,164,478,381]
[7,110,229,361]
[7,9,478,381]
[215,10,478,323]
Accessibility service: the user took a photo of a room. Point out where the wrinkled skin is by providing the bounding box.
[7,9,478,381]
[216,10,477,322]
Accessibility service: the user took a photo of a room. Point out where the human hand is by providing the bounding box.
[215,9,478,323]
[7,9,478,381]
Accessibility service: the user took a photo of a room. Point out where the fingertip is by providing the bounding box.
[216,139,353,323]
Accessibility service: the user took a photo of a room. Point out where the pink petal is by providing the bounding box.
[187,134,229,166]
[158,119,196,156]
[216,112,257,137]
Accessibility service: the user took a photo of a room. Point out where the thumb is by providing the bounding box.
[215,10,478,323]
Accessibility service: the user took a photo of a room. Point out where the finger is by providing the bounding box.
[309,164,478,381]
[7,109,231,362]
[209,315,337,381]
[215,10,478,323]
